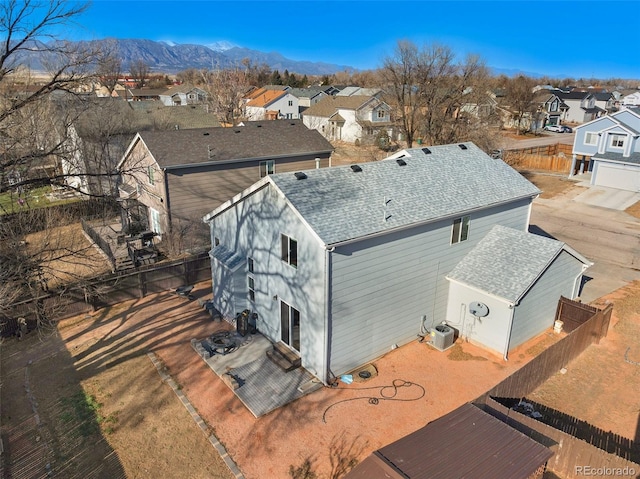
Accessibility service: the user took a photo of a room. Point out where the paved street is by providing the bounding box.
[502,132,575,150]
[530,183,640,302]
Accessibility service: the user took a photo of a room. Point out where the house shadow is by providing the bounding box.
[494,397,640,463]
[528,224,558,240]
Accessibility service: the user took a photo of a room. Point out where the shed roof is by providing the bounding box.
[447,225,590,303]
[265,143,540,246]
[346,403,553,479]
[592,151,640,165]
[132,120,333,169]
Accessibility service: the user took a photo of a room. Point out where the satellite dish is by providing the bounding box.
[469,301,489,317]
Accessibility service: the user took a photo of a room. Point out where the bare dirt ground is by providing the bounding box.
[529,282,640,454]
[2,283,563,479]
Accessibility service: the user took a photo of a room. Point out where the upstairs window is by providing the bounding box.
[147,166,155,185]
[610,134,625,149]
[288,100,293,106]
[585,132,598,146]
[248,257,254,273]
[550,100,558,112]
[260,160,275,178]
[451,216,470,244]
[377,109,386,119]
[281,234,298,268]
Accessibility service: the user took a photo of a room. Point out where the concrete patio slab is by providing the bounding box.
[573,185,640,211]
[192,330,321,417]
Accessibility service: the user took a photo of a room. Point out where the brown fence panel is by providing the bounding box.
[477,299,611,401]
[480,399,639,479]
[555,296,598,332]
[0,252,212,337]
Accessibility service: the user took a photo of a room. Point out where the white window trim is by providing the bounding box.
[259,160,275,178]
[584,132,598,146]
[451,215,470,244]
[609,134,625,149]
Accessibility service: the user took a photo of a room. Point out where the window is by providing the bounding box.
[288,100,293,106]
[147,166,155,185]
[150,207,161,234]
[585,132,598,145]
[550,100,558,112]
[214,237,220,247]
[280,301,301,352]
[377,109,386,119]
[610,134,625,148]
[259,160,275,177]
[451,216,470,244]
[248,257,254,273]
[248,276,255,302]
[281,234,298,268]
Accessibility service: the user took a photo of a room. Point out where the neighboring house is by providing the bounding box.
[459,89,499,122]
[336,86,383,98]
[117,120,333,242]
[289,87,328,113]
[127,88,167,102]
[302,95,394,145]
[158,85,207,106]
[60,98,218,197]
[570,108,640,191]
[554,90,604,124]
[203,142,590,384]
[532,91,569,127]
[621,91,640,108]
[244,87,299,120]
[593,91,616,114]
[345,403,553,479]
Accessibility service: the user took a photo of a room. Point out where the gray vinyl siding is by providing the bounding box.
[508,250,584,350]
[167,155,330,226]
[573,117,616,156]
[208,184,327,378]
[328,198,532,376]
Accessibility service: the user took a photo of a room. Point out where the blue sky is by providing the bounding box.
[72,1,639,80]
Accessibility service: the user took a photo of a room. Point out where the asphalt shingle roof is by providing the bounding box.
[447,225,568,303]
[268,142,541,246]
[592,151,640,165]
[137,120,334,168]
[302,95,374,118]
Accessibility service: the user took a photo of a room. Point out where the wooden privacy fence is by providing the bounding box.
[504,143,574,173]
[477,298,613,400]
[480,399,639,479]
[0,252,211,337]
[473,298,622,478]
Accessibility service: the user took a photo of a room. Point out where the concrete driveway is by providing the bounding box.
[530,183,640,303]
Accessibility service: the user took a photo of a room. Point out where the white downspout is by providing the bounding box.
[503,303,516,361]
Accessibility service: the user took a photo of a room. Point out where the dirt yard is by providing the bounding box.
[1,282,569,479]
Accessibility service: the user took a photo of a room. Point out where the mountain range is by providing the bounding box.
[18,38,549,78]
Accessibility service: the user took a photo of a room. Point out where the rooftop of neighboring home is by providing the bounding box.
[207,142,541,246]
[71,98,218,139]
[245,88,289,107]
[336,86,383,97]
[125,120,333,169]
[302,95,378,118]
[289,86,328,98]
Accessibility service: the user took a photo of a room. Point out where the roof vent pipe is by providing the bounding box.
[351,165,362,172]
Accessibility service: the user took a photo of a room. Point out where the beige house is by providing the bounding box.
[117,120,333,246]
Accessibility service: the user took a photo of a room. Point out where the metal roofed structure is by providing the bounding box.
[345,403,553,479]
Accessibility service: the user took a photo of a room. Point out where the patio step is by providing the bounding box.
[266,341,301,372]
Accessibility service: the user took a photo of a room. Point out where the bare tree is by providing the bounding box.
[504,75,537,134]
[201,62,252,126]
[129,59,149,88]
[96,41,122,95]
[0,0,120,331]
[379,40,495,149]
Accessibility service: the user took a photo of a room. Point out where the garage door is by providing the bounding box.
[594,162,640,192]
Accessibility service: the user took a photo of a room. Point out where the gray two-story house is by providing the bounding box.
[204,143,591,383]
[570,108,640,191]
